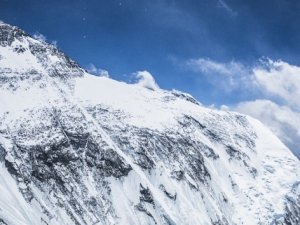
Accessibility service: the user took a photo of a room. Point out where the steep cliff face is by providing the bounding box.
[0,22,299,225]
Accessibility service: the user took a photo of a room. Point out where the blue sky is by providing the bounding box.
[1,0,300,158]
[1,0,300,104]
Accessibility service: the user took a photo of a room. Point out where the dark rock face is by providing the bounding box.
[171,90,200,105]
[89,107,214,186]
[28,41,84,79]
[282,183,300,225]
[159,185,176,200]
[0,105,132,224]
[0,145,5,162]
[140,184,155,205]
[0,23,28,47]
[0,218,8,225]
[1,100,261,224]
[0,22,84,82]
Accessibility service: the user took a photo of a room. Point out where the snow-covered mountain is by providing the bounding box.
[0,21,299,225]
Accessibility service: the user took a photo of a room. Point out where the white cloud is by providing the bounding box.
[187,58,239,75]
[51,40,58,47]
[220,104,230,111]
[188,57,300,158]
[186,58,251,91]
[33,32,47,42]
[253,59,300,110]
[86,63,109,77]
[217,0,237,16]
[235,100,300,158]
[231,59,300,158]
[32,32,57,46]
[134,71,159,91]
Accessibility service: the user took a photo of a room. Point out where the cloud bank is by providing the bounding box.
[186,57,300,158]
[253,59,300,110]
[235,99,300,158]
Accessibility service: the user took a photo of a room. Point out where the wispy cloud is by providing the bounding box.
[33,32,46,42]
[146,1,203,35]
[186,58,251,92]
[51,40,58,47]
[187,58,244,75]
[85,63,109,77]
[217,0,237,16]
[134,70,159,91]
[33,31,57,46]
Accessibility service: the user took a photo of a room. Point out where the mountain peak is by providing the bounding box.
[0,22,84,82]
[0,21,28,47]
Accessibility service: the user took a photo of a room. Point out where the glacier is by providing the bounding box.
[0,21,299,225]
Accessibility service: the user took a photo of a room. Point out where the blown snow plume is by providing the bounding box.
[0,22,300,225]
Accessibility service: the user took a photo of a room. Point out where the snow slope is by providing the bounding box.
[0,21,300,225]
